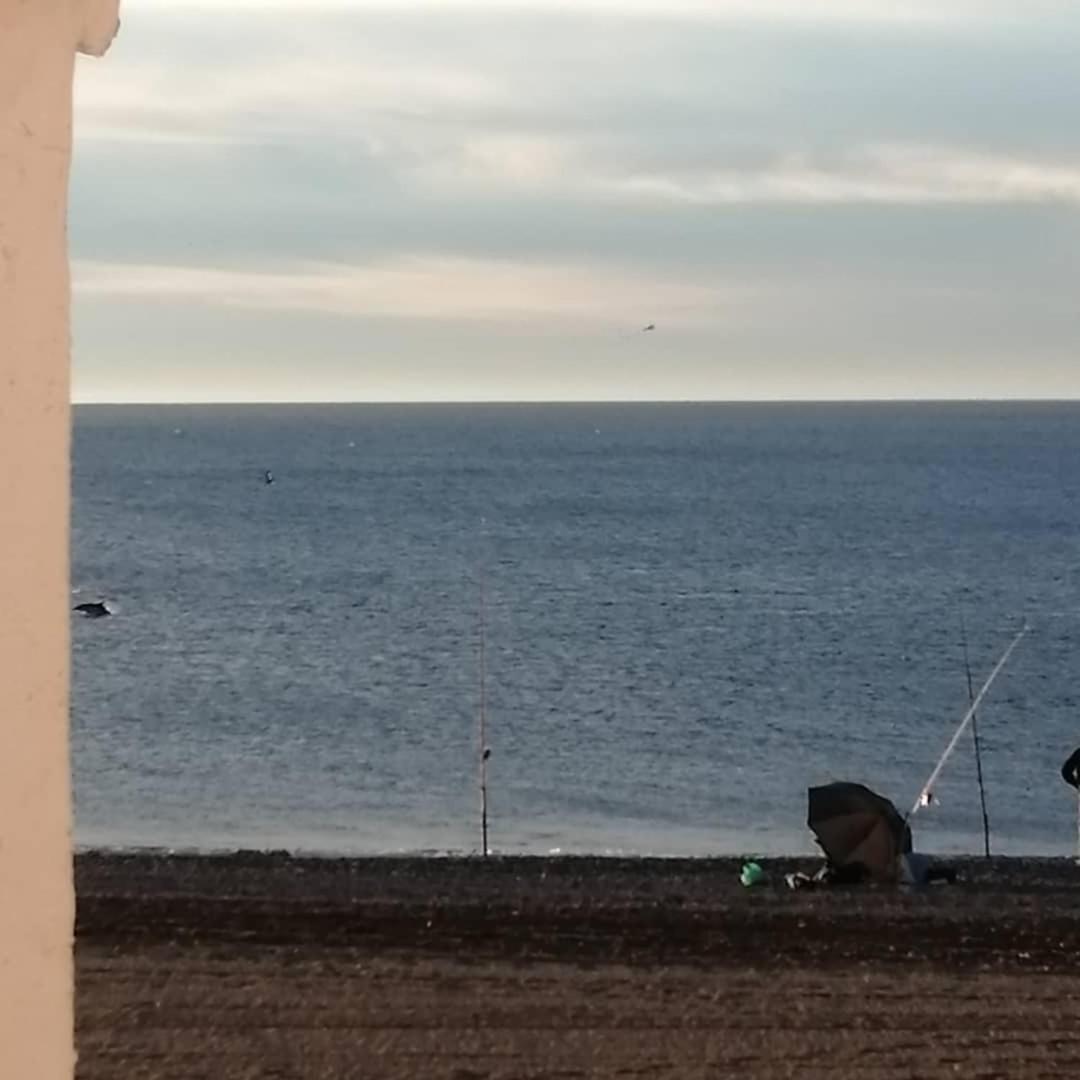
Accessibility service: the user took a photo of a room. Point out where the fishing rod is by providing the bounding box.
[910,622,1029,819]
[478,573,490,858]
[960,612,992,857]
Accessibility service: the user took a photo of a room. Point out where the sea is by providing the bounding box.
[71,402,1080,859]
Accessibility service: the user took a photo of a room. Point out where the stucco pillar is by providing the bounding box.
[0,2,119,1076]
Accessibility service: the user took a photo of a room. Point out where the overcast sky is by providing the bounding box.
[70,0,1080,402]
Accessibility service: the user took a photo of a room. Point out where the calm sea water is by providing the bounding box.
[71,402,1080,857]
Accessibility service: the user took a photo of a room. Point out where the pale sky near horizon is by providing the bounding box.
[70,0,1080,403]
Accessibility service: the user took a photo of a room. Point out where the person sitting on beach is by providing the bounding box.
[898,852,958,887]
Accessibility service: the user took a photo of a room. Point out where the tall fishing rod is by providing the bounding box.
[960,613,992,857]
[478,574,490,857]
[911,622,1028,819]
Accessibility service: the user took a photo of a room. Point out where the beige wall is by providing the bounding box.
[0,2,119,1076]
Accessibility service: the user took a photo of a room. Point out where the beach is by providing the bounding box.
[75,851,1080,1078]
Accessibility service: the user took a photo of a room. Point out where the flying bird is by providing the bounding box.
[641,323,655,332]
[264,470,274,485]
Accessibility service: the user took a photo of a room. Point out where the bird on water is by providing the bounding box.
[74,601,111,618]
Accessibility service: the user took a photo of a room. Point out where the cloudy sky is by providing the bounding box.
[70,0,1080,402]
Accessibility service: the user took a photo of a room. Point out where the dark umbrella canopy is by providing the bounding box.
[807,782,912,879]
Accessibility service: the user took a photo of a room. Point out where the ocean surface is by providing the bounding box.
[71,402,1080,858]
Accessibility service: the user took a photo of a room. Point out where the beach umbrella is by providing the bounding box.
[807,782,912,879]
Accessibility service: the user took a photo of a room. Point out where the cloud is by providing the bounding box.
[76,52,503,145]
[76,3,1080,169]
[71,255,744,326]
[122,0,1066,25]
[600,145,1080,207]
[69,1,1080,400]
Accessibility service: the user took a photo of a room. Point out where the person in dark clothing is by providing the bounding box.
[1061,748,1080,789]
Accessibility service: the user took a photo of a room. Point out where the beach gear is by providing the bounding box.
[785,864,872,890]
[807,782,911,880]
[1061,748,1080,789]
[739,861,766,887]
[1061,750,1080,861]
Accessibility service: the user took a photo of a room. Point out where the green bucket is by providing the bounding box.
[740,860,766,887]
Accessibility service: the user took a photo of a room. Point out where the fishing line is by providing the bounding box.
[910,623,1029,819]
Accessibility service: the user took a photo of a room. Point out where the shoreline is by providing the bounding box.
[75,849,1080,971]
[74,837,1080,859]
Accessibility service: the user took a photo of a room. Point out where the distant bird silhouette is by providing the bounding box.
[642,323,655,332]
[264,470,274,485]
[74,601,110,618]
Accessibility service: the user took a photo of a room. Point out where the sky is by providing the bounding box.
[70,0,1080,402]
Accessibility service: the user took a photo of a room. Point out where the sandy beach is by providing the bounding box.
[75,852,1080,1078]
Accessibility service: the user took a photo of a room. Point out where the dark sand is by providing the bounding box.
[76,853,1080,1078]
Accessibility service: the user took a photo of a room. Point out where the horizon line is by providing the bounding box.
[72,396,1080,407]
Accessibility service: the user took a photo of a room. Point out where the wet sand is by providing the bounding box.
[75,852,1080,1078]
